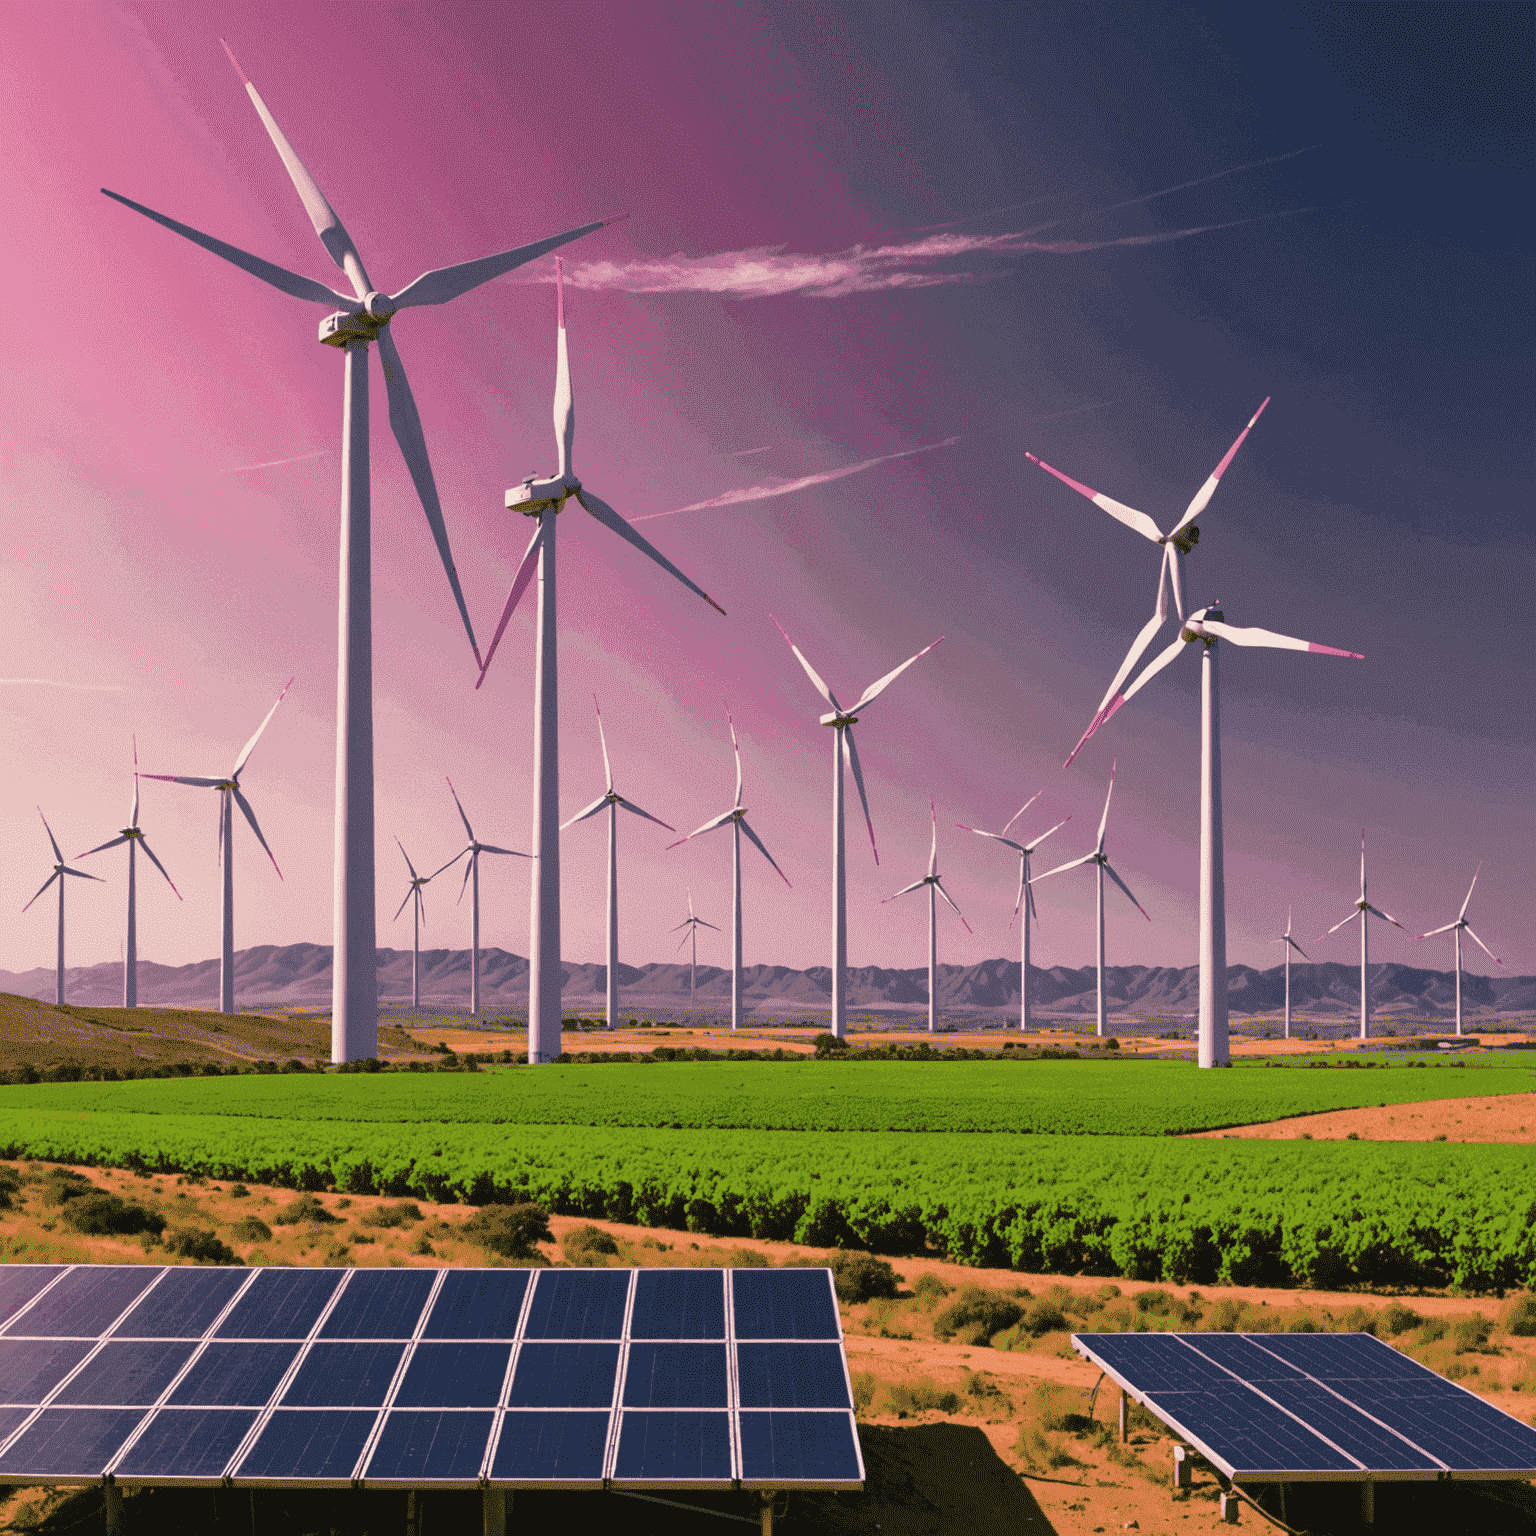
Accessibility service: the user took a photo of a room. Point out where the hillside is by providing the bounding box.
[2,946,1531,1018]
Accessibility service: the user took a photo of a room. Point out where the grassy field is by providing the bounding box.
[3,1054,1530,1134]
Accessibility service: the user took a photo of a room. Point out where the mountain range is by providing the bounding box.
[2,945,1531,1019]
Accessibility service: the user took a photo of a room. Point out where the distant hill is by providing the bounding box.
[2,946,1531,1019]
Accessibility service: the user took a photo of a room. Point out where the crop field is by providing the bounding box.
[5,1054,1533,1136]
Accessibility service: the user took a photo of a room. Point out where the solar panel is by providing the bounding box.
[0,1264,863,1492]
[1074,1331,1536,1483]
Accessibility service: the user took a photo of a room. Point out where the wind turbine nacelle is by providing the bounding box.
[319,310,387,348]
[506,476,569,514]
[1169,525,1200,555]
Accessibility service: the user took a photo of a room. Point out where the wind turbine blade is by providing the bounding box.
[61,867,106,882]
[100,190,350,307]
[430,848,470,881]
[23,871,62,911]
[1363,903,1403,929]
[1025,815,1072,854]
[1283,935,1309,960]
[38,809,62,864]
[376,326,481,664]
[396,837,421,882]
[1360,830,1367,900]
[1463,926,1503,965]
[140,774,225,788]
[843,727,878,864]
[1169,397,1270,538]
[416,887,427,927]
[1063,607,1170,769]
[1319,910,1361,941]
[999,790,1043,839]
[1167,547,1186,627]
[1010,859,1026,927]
[221,41,370,297]
[1458,863,1482,921]
[136,838,182,899]
[960,825,1026,854]
[849,637,944,713]
[770,616,840,711]
[688,890,695,919]
[477,845,531,858]
[666,810,738,848]
[232,789,282,879]
[1413,921,1459,940]
[446,777,476,842]
[617,800,677,833]
[458,852,475,904]
[1025,453,1164,543]
[1102,860,1151,921]
[389,215,625,310]
[594,696,614,793]
[727,705,743,807]
[675,930,693,953]
[1200,618,1362,659]
[560,796,611,831]
[697,919,722,932]
[1095,759,1117,853]
[927,798,939,877]
[577,489,726,616]
[78,835,130,858]
[1031,850,1097,883]
[738,817,792,887]
[131,738,140,828]
[884,879,928,901]
[1077,628,1197,757]
[233,676,295,776]
[553,263,575,480]
[934,879,972,933]
[393,888,413,922]
[1027,867,1039,923]
[475,521,544,689]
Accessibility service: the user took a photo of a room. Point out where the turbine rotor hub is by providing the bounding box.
[319,309,388,347]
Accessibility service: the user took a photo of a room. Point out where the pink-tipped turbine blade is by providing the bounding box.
[666,810,738,848]
[1412,921,1459,940]
[1103,860,1151,922]
[739,817,792,888]
[1027,815,1072,855]
[233,676,294,777]
[999,790,1043,840]
[430,848,469,882]
[1200,619,1362,658]
[727,704,743,808]
[884,878,927,902]
[560,796,612,832]
[1030,849,1097,884]
[396,837,421,883]
[553,259,575,483]
[1063,606,1172,769]
[770,616,840,711]
[232,789,282,879]
[927,798,938,878]
[1025,452,1164,543]
[1319,909,1361,942]
[477,845,529,858]
[1463,926,1503,965]
[1095,759,1118,854]
[130,735,141,827]
[849,637,944,714]
[477,521,545,690]
[447,777,476,843]
[842,727,878,864]
[62,867,104,884]
[617,800,676,833]
[78,834,130,858]
[594,696,614,793]
[22,871,62,912]
[38,808,63,864]
[1363,902,1403,929]
[1167,397,1271,539]
[577,488,726,616]
[1010,859,1027,929]
[1459,863,1482,921]
[934,879,972,934]
[959,825,1026,855]
[137,838,182,899]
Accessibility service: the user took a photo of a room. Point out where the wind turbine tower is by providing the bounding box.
[23,811,104,1007]
[884,799,971,1033]
[1411,864,1501,1037]
[1272,908,1308,1040]
[671,891,719,1007]
[1319,833,1403,1040]
[439,780,528,1018]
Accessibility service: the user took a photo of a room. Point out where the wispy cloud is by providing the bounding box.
[220,449,329,474]
[537,149,1321,301]
[633,438,962,522]
[0,679,124,691]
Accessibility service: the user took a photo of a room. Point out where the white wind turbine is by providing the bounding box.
[23,811,105,1007]
[392,839,442,1012]
[670,890,720,1007]
[884,799,971,1034]
[667,705,791,1031]
[1030,760,1150,1038]
[78,738,182,1008]
[144,680,291,1015]
[475,259,726,1064]
[561,697,676,1031]
[104,42,618,1063]
[438,780,528,1019]
[1027,399,1269,764]
[1272,908,1309,1041]
[1067,603,1361,1066]
[1318,833,1404,1041]
[958,792,1070,1032]
[1411,864,1501,1037]
[773,617,942,1039]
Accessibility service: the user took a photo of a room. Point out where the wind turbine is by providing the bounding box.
[78,738,182,1007]
[392,839,442,1012]
[773,617,942,1038]
[958,792,1070,1032]
[1030,760,1149,1038]
[667,705,791,1031]
[144,680,291,1015]
[1067,604,1361,1066]
[1272,908,1308,1041]
[1027,399,1269,762]
[884,799,971,1034]
[475,259,726,1064]
[670,890,720,1008]
[1318,833,1404,1041]
[437,780,528,1019]
[103,43,619,1063]
[23,811,104,1007]
[561,697,676,1030]
[1411,864,1501,1038]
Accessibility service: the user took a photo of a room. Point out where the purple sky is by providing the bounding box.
[4,2,1530,983]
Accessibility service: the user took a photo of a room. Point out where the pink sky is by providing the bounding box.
[2,2,1528,983]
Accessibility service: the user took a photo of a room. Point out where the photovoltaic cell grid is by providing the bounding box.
[0,1266,862,1490]
[1074,1331,1536,1483]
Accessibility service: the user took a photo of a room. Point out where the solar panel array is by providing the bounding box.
[0,1265,863,1490]
[1074,1331,1536,1483]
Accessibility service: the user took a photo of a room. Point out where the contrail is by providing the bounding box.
[220,449,329,473]
[0,679,124,691]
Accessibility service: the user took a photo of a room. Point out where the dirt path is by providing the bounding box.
[1188,1091,1536,1143]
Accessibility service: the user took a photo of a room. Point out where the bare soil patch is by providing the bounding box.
[1190,1091,1536,1143]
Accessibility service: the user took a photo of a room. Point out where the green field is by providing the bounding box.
[5,1056,1532,1136]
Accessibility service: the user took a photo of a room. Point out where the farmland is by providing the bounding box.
[5,1054,1533,1136]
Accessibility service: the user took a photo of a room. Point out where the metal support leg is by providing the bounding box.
[759,1491,775,1534]
[483,1486,507,1536]
[1119,1386,1129,1442]
[103,1483,124,1536]
[1172,1444,1192,1490]
[1219,1490,1240,1523]
[1361,1479,1375,1525]
[406,1489,418,1536]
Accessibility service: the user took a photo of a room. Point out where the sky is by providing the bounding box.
[2,1,1531,985]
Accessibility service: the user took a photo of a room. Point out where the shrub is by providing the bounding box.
[360,1201,424,1230]
[463,1204,553,1262]
[39,1169,96,1207]
[230,1215,272,1243]
[1504,1295,1536,1337]
[165,1227,240,1265]
[933,1286,1024,1344]
[270,1194,339,1226]
[1021,1298,1069,1337]
[830,1252,900,1305]
[58,1193,164,1238]
[0,1167,21,1210]
[727,1247,770,1269]
[1452,1314,1493,1353]
[811,1033,849,1059]
[562,1224,620,1266]
[228,1183,250,1199]
[883,1377,960,1417]
[851,1370,877,1415]
[1380,1301,1424,1336]
[912,1273,951,1311]
[1416,1319,1448,1346]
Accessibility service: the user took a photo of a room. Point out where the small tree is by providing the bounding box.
[812,1033,850,1059]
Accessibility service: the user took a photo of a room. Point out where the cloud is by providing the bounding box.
[220,449,329,473]
[0,679,124,691]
